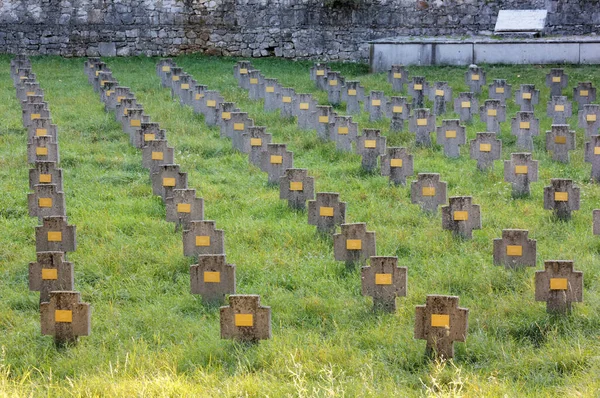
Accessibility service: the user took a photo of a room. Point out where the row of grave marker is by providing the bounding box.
[84,57,273,342]
[12,56,91,346]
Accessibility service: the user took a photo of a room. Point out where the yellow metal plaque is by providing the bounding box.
[250,138,262,146]
[55,310,73,323]
[36,147,48,156]
[31,114,41,120]
[390,159,403,168]
[555,192,568,202]
[552,76,561,83]
[270,155,283,164]
[445,130,457,138]
[522,93,532,100]
[461,101,470,108]
[496,87,505,94]
[100,80,107,86]
[487,109,497,116]
[239,68,248,74]
[348,89,357,96]
[266,86,275,93]
[162,66,170,72]
[41,268,58,280]
[364,140,377,148]
[506,245,523,256]
[417,118,427,126]
[234,123,244,131]
[38,198,52,208]
[346,239,362,250]
[338,127,348,135]
[479,143,491,152]
[151,151,164,160]
[162,177,176,187]
[329,80,338,86]
[195,93,204,100]
[422,187,435,196]
[195,236,211,247]
[117,96,125,103]
[515,165,528,174]
[181,83,189,90]
[39,174,52,183]
[393,106,403,113]
[130,119,141,127]
[95,70,100,76]
[393,72,402,79]
[320,207,334,217]
[290,182,303,191]
[221,112,231,120]
[316,70,325,76]
[555,136,567,144]
[26,91,35,96]
[587,114,597,122]
[206,100,216,108]
[435,89,444,96]
[453,211,468,221]
[299,102,309,110]
[471,74,480,81]
[550,278,568,290]
[144,133,155,141]
[250,78,258,84]
[555,105,565,112]
[371,99,381,106]
[431,314,450,328]
[580,90,589,97]
[177,203,191,213]
[375,273,392,285]
[172,75,180,81]
[414,84,422,90]
[106,90,114,97]
[235,314,253,327]
[47,231,62,242]
[204,271,221,283]
[520,122,530,129]
[319,116,329,123]
[282,96,292,103]
[595,147,600,155]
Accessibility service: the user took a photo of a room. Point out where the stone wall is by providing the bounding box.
[0,0,598,61]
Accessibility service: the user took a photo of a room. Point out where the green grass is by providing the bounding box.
[1,55,600,396]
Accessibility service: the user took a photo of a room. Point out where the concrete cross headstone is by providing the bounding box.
[41,291,90,345]
[29,251,74,304]
[220,295,271,342]
[546,68,568,97]
[29,161,62,191]
[277,87,296,119]
[248,70,264,100]
[470,132,502,170]
[584,135,600,182]
[142,140,175,174]
[35,216,76,253]
[326,71,345,106]
[151,164,188,201]
[313,106,337,141]
[510,111,539,151]
[408,76,429,108]
[436,120,466,158]
[578,104,600,137]
[366,91,387,122]
[166,67,183,91]
[123,108,150,138]
[229,112,254,152]
[308,192,346,234]
[387,97,411,132]
[573,82,596,109]
[242,126,272,166]
[28,118,57,143]
[108,87,134,112]
[409,108,436,147]
[361,256,407,312]
[100,81,119,108]
[294,94,317,130]
[545,125,575,163]
[191,255,235,304]
[28,184,66,220]
[165,189,204,230]
[453,92,478,123]
[132,122,166,150]
[546,96,572,124]
[263,78,281,112]
[411,173,447,213]
[343,81,365,115]
[183,220,225,257]
[465,65,486,94]
[218,102,241,138]
[260,143,294,184]
[23,102,50,128]
[330,116,358,152]
[116,98,139,123]
[381,147,414,185]
[18,82,43,102]
[310,63,330,90]
[356,129,386,172]
[202,91,225,126]
[279,168,315,210]
[535,260,583,314]
[504,153,538,196]
[415,295,468,359]
[388,64,409,92]
[543,178,580,220]
[479,100,506,133]
[493,229,536,269]
[28,136,59,164]
[234,61,253,87]
[488,79,512,104]
[429,81,452,116]
[333,223,376,267]
[157,58,175,87]
[515,84,540,112]
[190,85,208,114]
[441,196,481,239]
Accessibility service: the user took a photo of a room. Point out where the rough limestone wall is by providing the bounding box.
[0,0,597,61]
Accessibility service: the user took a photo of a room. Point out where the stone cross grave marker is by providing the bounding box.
[313,106,337,141]
[29,161,62,191]
[242,126,272,166]
[18,82,43,102]
[356,129,386,172]
[429,81,452,116]
[263,78,281,112]
[28,136,59,164]
[23,102,50,128]
[511,111,539,151]
[465,66,486,93]
[334,223,376,267]
[279,168,315,210]
[116,98,139,123]
[381,147,414,185]
[94,70,114,93]
[547,96,572,124]
[310,63,330,90]
[488,79,512,104]
[29,251,74,304]
[35,216,76,253]
[248,70,264,100]
[388,65,409,92]
[330,116,358,152]
[277,87,296,119]
[12,57,31,79]
[123,108,150,138]
[132,122,165,149]
[218,102,241,139]
[544,179,580,220]
[191,254,235,304]
[361,256,407,312]
[479,100,506,133]
[166,67,184,92]
[493,229,536,269]
[108,87,134,112]
[343,81,365,115]
[220,295,271,342]
[165,189,204,230]
[584,135,600,182]
[504,153,538,196]
[151,164,188,202]
[535,261,583,314]
[453,92,478,123]
[408,76,429,108]
[191,85,208,114]
[545,125,575,163]
[41,291,90,345]
[308,192,346,234]
[326,71,345,106]
[157,58,175,87]
[411,173,447,213]
[409,108,436,147]
[100,81,119,108]
[178,74,196,106]
[234,61,253,87]
[442,196,481,239]
[183,220,225,257]
[366,91,387,122]
[578,104,600,137]
[229,112,254,152]
[28,118,57,143]
[573,82,596,109]
[202,91,225,126]
[470,132,502,171]
[436,120,466,158]
[294,94,317,130]
[28,184,66,220]
[142,140,175,174]
[546,68,568,97]
[387,97,410,132]
[260,143,294,184]
[415,295,468,359]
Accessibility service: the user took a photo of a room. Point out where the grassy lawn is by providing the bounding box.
[1,54,600,396]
